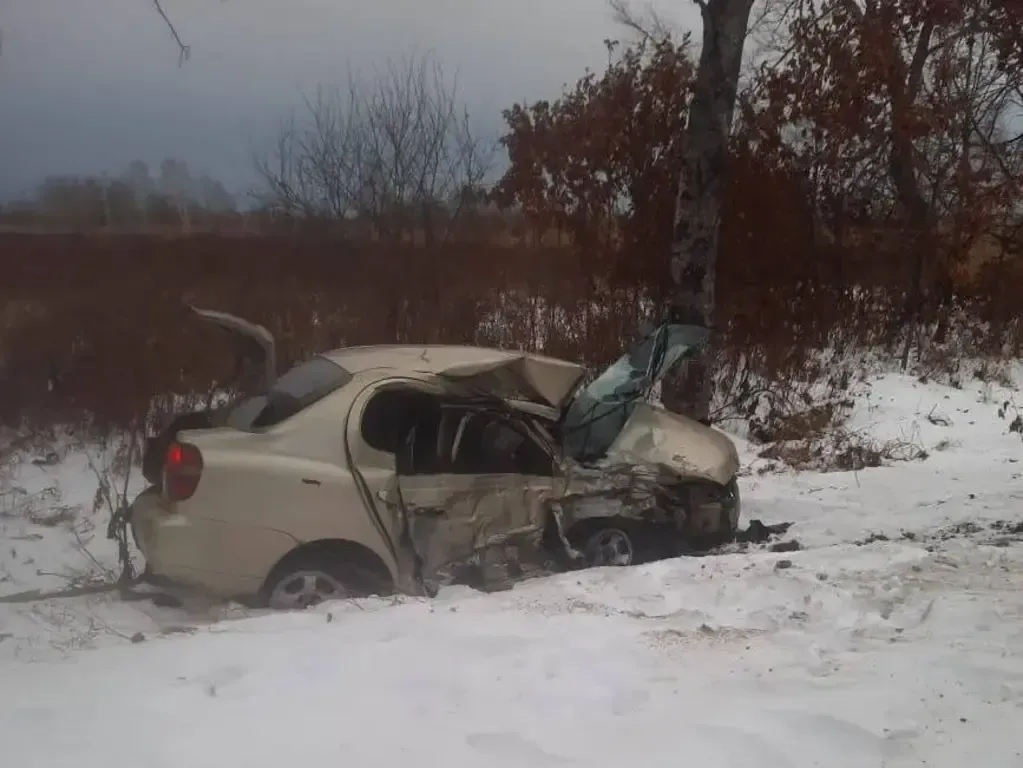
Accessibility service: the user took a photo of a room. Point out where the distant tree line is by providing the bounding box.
[0,158,236,232]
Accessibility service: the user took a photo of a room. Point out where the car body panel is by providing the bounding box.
[136,374,406,600]
[391,473,560,587]
[179,391,399,563]
[131,486,293,597]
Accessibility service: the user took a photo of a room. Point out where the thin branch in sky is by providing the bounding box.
[152,0,191,65]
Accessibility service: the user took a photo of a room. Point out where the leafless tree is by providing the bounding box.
[254,54,493,244]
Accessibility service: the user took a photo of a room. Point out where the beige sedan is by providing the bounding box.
[130,309,741,609]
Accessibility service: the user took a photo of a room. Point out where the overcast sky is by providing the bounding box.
[0,0,698,202]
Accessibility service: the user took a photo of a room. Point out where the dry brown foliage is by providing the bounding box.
[745,0,1023,363]
[0,234,650,433]
[0,223,1017,441]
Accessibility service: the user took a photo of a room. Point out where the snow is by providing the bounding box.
[1,367,1022,767]
[0,448,137,597]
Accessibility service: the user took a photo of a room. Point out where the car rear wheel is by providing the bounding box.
[262,554,370,611]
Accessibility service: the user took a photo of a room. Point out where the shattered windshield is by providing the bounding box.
[561,323,709,463]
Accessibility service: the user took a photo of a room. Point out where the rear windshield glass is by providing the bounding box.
[227,355,352,431]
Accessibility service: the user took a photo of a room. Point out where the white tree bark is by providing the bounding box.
[665,0,755,423]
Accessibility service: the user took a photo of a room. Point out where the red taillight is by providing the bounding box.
[163,441,203,501]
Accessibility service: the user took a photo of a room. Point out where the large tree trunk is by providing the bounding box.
[663,0,755,424]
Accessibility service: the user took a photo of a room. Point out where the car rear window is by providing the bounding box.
[226,355,352,431]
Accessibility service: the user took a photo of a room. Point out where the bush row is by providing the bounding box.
[1,231,1019,434]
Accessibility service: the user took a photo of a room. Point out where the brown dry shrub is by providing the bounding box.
[0,226,1018,440]
[0,235,651,434]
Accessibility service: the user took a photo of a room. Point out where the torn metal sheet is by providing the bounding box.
[384,395,741,593]
[324,345,586,409]
[387,471,557,592]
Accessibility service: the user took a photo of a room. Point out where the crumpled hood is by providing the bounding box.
[604,402,739,485]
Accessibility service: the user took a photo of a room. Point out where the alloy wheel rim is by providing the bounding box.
[269,570,348,610]
[584,528,634,567]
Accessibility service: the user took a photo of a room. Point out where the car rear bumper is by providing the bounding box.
[129,487,266,600]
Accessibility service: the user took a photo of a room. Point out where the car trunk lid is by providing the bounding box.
[189,306,278,390]
[141,307,279,486]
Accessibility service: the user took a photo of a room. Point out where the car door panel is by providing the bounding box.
[396,408,559,588]
[398,473,555,584]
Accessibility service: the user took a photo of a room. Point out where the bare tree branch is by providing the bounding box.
[152,0,190,65]
[609,0,680,46]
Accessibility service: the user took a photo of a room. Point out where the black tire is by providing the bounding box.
[565,518,646,569]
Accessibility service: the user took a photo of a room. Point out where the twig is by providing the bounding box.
[0,580,124,605]
[152,0,191,65]
[84,431,142,584]
[80,610,135,642]
[70,524,117,582]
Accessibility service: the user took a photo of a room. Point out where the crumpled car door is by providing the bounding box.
[393,406,560,591]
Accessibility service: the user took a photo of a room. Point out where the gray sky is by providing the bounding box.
[0,0,697,202]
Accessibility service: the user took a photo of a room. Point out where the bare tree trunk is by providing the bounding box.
[663,0,755,424]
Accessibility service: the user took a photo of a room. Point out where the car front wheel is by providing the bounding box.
[581,526,635,566]
[566,519,646,568]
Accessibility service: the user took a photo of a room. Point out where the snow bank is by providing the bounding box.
[2,537,1022,767]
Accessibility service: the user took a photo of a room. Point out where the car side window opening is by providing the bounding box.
[392,401,556,478]
[361,388,440,456]
[403,408,445,475]
[394,402,444,476]
[446,410,555,477]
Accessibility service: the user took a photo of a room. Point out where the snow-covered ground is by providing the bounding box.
[1,368,1021,767]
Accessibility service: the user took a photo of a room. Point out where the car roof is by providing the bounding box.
[321,344,573,375]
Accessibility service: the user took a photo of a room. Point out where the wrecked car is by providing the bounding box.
[128,308,741,609]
